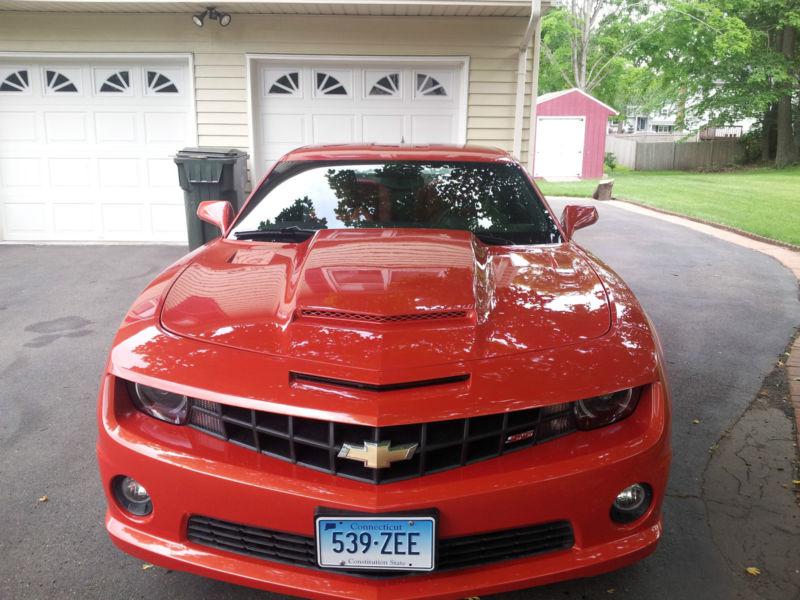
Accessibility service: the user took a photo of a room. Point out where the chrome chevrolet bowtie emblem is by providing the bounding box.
[338,440,418,469]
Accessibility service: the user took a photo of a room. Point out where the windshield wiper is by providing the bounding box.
[234,226,320,241]
[475,232,516,246]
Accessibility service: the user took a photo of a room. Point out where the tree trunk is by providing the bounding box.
[775,25,798,168]
[675,87,687,131]
[794,91,800,150]
[760,105,776,162]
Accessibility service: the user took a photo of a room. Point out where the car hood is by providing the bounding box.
[160,229,611,370]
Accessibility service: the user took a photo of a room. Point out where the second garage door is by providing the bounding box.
[251,58,466,180]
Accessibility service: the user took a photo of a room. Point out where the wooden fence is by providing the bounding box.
[606,136,745,171]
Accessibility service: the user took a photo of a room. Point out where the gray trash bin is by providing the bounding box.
[174,147,249,249]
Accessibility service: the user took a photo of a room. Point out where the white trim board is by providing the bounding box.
[536,87,619,115]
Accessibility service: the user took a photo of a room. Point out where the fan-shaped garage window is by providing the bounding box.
[46,70,78,93]
[416,73,447,97]
[99,71,131,93]
[316,72,347,96]
[269,72,300,95]
[146,71,178,94]
[0,69,29,92]
[369,73,400,97]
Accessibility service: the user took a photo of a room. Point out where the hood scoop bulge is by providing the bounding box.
[160,229,611,370]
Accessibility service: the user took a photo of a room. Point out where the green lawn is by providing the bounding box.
[537,166,800,246]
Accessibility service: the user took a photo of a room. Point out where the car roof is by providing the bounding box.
[278,144,515,164]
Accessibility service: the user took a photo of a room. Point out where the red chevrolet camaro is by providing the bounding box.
[97,144,671,599]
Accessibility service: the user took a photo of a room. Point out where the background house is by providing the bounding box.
[618,103,755,138]
[621,105,680,134]
[0,0,550,243]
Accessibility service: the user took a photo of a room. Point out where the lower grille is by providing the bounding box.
[187,515,574,576]
[188,515,316,567]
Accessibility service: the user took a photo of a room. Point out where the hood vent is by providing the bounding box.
[295,308,469,324]
[291,372,469,392]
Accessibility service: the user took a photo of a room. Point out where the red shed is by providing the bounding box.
[532,88,618,179]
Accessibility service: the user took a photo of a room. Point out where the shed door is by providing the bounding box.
[0,58,193,242]
[252,60,464,180]
[533,116,585,179]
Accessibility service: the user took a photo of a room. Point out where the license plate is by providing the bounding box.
[315,516,436,571]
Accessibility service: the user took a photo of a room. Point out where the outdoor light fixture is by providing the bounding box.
[192,6,232,28]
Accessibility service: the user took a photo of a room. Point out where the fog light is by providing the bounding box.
[113,476,152,516]
[610,483,652,524]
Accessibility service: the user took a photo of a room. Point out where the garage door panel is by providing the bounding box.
[146,158,178,187]
[95,112,138,142]
[362,115,403,144]
[411,115,454,144]
[144,112,187,143]
[150,204,186,236]
[262,113,304,144]
[0,158,41,187]
[52,203,96,234]
[312,114,355,144]
[102,204,145,235]
[48,158,92,187]
[98,158,140,188]
[0,113,37,141]
[44,112,88,142]
[4,203,47,233]
[0,58,192,241]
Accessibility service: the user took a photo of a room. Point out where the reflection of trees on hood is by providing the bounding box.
[258,196,328,230]
[325,163,526,231]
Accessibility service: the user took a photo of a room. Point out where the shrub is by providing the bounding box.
[604,152,618,173]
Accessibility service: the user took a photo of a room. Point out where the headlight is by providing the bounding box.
[574,387,642,430]
[128,381,189,425]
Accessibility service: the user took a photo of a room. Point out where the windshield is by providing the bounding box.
[231,161,561,245]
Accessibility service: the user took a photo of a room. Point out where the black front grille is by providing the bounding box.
[189,399,577,484]
[187,515,574,576]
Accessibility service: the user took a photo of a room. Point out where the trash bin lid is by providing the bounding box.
[174,147,249,163]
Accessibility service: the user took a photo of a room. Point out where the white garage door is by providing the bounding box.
[0,57,193,242]
[533,116,585,179]
[252,59,465,180]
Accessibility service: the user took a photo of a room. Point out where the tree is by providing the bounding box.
[775,24,799,167]
[258,196,327,230]
[541,1,652,93]
[539,2,675,127]
[637,0,799,167]
[542,0,800,167]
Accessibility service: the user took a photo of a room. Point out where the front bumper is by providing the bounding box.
[97,376,670,600]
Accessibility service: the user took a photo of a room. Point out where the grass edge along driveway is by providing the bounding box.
[537,166,800,246]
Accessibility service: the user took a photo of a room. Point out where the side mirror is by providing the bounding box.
[560,205,598,241]
[197,200,234,234]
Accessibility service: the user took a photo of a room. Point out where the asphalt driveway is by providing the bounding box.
[1,199,798,599]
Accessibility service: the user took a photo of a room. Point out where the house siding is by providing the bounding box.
[0,12,537,163]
